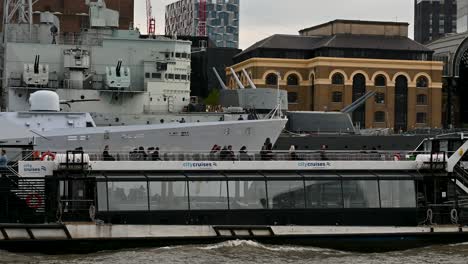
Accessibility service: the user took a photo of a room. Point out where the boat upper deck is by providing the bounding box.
[11,149,450,177]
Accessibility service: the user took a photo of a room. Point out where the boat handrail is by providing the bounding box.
[26,150,445,163]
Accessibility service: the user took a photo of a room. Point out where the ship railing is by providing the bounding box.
[82,150,432,162]
[58,199,95,222]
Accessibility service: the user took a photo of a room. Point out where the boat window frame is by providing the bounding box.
[94,170,419,212]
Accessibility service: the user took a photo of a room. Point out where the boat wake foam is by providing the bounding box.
[198,239,343,254]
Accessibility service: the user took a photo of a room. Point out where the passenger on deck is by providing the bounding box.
[151,147,161,161]
[129,148,139,161]
[239,146,251,161]
[260,138,272,160]
[320,144,328,161]
[138,146,148,160]
[289,145,298,160]
[103,145,115,161]
[0,149,7,167]
[266,143,274,160]
[220,146,228,160]
[227,145,235,161]
[210,145,221,160]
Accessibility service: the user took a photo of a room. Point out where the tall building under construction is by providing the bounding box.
[165,0,239,48]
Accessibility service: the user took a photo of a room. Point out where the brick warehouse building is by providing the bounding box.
[0,0,134,33]
[227,20,443,131]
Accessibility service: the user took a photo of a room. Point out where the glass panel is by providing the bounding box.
[228,180,267,209]
[379,180,416,208]
[107,182,148,211]
[97,182,108,211]
[342,180,379,208]
[305,180,343,208]
[189,181,228,210]
[267,181,305,209]
[149,181,188,210]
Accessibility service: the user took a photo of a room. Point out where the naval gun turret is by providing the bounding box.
[23,55,49,86]
[105,59,131,89]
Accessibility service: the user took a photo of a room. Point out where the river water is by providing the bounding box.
[2,240,468,264]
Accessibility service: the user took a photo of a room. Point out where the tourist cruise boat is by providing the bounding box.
[2,134,468,253]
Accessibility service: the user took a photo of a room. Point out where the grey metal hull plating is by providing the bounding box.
[25,119,287,152]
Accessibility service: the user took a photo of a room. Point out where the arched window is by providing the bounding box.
[287,74,299,86]
[288,92,298,103]
[374,111,386,123]
[332,73,344,85]
[375,93,385,104]
[416,76,429,88]
[375,75,387,87]
[417,94,428,105]
[332,91,343,103]
[265,73,278,86]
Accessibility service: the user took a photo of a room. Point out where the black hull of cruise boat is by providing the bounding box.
[1,229,468,254]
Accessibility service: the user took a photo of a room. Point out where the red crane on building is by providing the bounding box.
[146,0,156,35]
[197,0,207,36]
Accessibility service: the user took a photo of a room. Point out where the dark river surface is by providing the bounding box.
[2,240,468,264]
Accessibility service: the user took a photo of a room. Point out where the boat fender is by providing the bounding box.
[451,209,459,224]
[426,209,434,225]
[89,205,96,222]
[41,151,56,161]
[25,193,43,209]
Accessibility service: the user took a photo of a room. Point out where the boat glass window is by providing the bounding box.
[97,182,108,211]
[107,181,148,211]
[228,180,267,209]
[149,181,188,210]
[189,181,228,210]
[379,180,416,208]
[305,180,343,208]
[342,180,379,208]
[267,181,305,209]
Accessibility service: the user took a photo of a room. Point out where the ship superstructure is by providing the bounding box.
[1,0,202,126]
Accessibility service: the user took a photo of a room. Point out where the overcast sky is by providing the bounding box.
[134,0,414,50]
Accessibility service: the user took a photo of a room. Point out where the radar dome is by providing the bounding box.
[29,90,60,111]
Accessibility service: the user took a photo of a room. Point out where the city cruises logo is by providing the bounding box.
[298,162,332,168]
[23,164,47,173]
[182,162,218,169]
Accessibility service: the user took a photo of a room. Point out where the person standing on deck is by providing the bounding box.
[0,150,8,167]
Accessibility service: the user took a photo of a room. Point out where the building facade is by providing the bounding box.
[414,0,457,44]
[165,0,239,48]
[227,20,443,131]
[458,0,468,32]
[0,0,134,33]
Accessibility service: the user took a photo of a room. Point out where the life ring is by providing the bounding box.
[393,153,401,161]
[41,151,56,161]
[25,193,43,209]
